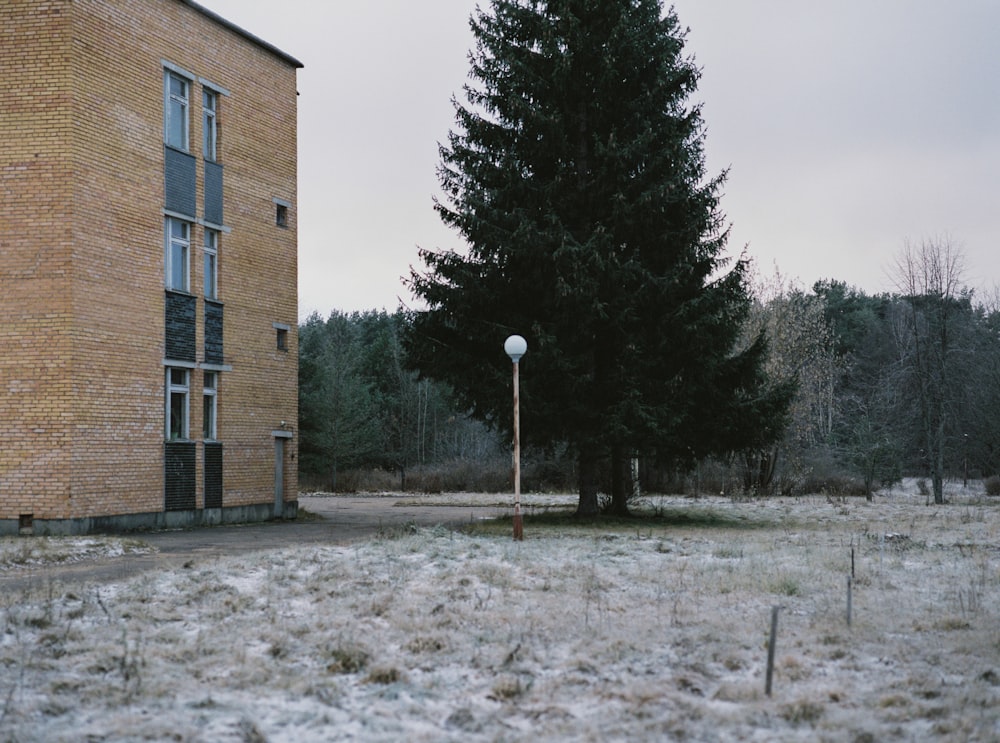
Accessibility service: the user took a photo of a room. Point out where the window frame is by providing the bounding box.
[275,324,289,352]
[164,70,190,151]
[167,368,190,441]
[203,228,219,300]
[202,88,218,161]
[274,197,291,228]
[165,217,191,292]
[202,371,218,441]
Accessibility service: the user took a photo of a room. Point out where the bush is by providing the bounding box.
[684,465,734,497]
[800,474,870,497]
[300,468,399,493]
[523,456,576,493]
[985,476,1000,496]
[407,459,510,493]
[302,457,571,494]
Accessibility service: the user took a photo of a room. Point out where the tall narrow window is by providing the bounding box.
[166,218,190,292]
[165,71,189,150]
[203,372,217,440]
[203,228,218,300]
[167,368,190,440]
[203,89,217,160]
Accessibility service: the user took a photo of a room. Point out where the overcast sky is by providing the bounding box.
[201,0,1000,317]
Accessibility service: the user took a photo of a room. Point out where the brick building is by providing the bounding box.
[1,0,302,535]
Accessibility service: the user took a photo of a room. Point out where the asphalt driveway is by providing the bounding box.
[1,495,506,592]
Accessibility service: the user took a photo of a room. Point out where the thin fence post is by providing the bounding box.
[846,575,853,627]
[765,605,780,697]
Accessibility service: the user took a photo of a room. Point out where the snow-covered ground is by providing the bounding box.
[0,535,153,571]
[2,480,999,741]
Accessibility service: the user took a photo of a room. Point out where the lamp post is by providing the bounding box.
[504,334,527,541]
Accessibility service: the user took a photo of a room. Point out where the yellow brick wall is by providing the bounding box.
[0,1,76,519]
[1,0,299,524]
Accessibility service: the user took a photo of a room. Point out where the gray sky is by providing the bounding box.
[201,0,1000,317]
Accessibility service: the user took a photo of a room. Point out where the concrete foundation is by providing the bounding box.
[0,501,298,537]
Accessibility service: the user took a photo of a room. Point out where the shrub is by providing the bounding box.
[364,666,402,685]
[303,457,576,494]
[985,476,1000,496]
[299,468,398,493]
[407,458,510,493]
[523,456,576,493]
[326,642,369,674]
[800,474,870,497]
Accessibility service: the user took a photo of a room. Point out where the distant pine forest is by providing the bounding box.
[298,276,1000,499]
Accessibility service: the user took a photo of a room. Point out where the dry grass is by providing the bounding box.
[1,485,999,741]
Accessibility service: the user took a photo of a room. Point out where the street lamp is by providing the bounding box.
[504,334,527,541]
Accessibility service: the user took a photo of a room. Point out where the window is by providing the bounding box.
[274,197,291,227]
[203,372,217,440]
[167,368,190,440]
[166,217,190,292]
[165,71,189,150]
[274,323,290,352]
[203,228,218,300]
[203,89,217,160]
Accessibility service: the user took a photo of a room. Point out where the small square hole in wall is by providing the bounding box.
[276,203,288,228]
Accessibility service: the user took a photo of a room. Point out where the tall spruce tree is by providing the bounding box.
[408,0,792,515]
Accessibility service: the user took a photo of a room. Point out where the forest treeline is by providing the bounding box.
[297,310,509,493]
[298,255,1000,498]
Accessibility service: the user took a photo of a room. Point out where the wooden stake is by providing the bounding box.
[766,605,779,696]
[847,575,853,627]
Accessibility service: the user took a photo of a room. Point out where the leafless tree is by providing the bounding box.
[890,237,967,504]
[740,270,838,494]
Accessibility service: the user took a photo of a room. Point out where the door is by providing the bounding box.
[274,436,285,518]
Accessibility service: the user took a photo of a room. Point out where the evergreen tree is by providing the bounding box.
[298,312,383,490]
[814,280,904,494]
[408,0,791,515]
[356,311,423,487]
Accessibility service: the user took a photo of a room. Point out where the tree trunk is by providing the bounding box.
[575,446,599,517]
[933,413,945,504]
[609,444,631,516]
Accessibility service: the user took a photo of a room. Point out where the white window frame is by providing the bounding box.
[167,368,190,441]
[165,217,190,292]
[203,228,219,299]
[203,371,218,440]
[203,88,217,161]
[164,70,190,151]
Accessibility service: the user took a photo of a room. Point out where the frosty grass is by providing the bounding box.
[2,482,999,741]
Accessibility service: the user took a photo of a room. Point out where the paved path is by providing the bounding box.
[1,495,507,592]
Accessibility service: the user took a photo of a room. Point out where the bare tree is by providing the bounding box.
[891,238,966,504]
[739,270,838,494]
